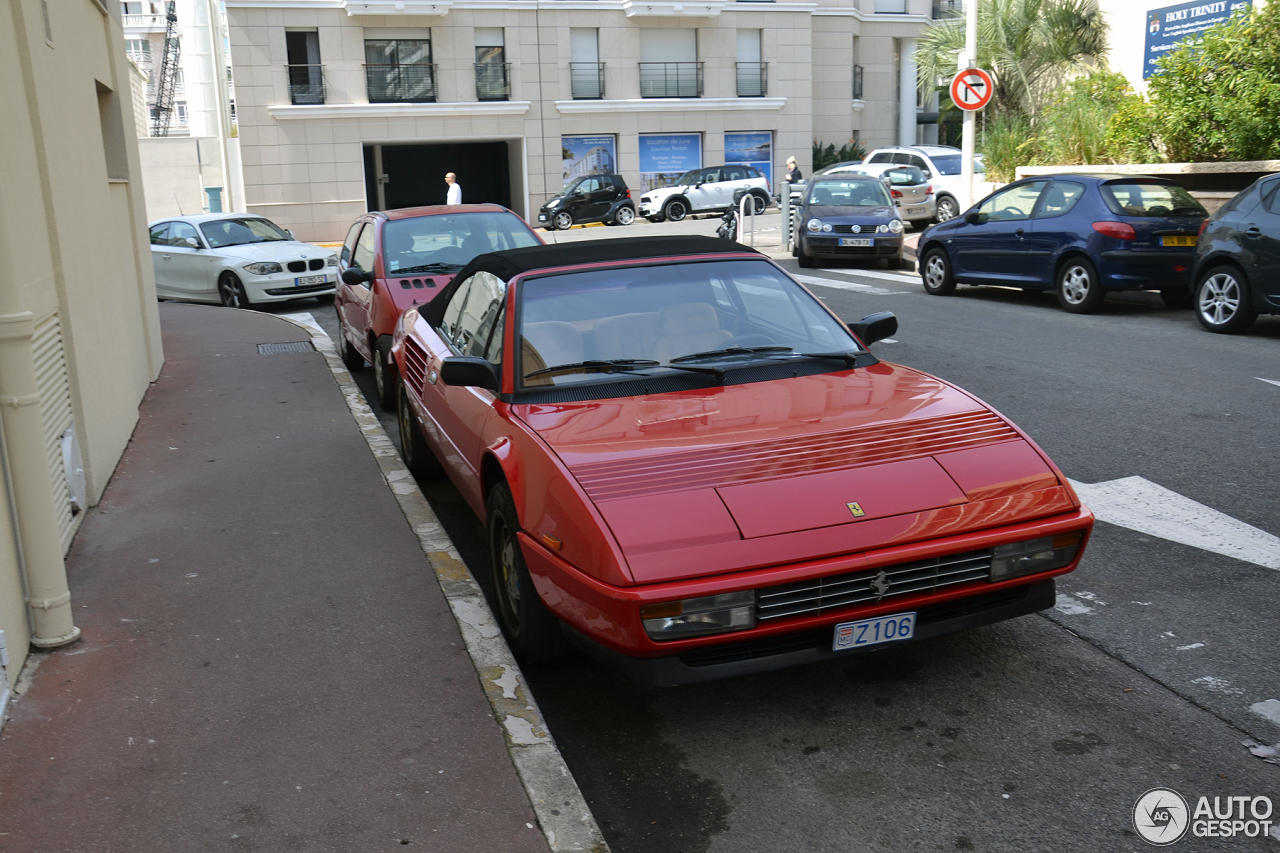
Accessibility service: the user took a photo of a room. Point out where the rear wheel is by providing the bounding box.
[372,337,397,411]
[921,248,956,295]
[398,382,441,480]
[487,483,567,662]
[1196,266,1257,333]
[750,193,768,214]
[217,273,249,309]
[552,210,574,230]
[1056,257,1104,314]
[615,206,635,226]
[664,199,688,223]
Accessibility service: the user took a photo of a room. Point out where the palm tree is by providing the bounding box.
[916,0,1109,119]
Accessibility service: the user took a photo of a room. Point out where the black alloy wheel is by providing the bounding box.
[487,483,567,662]
[218,273,249,309]
[664,199,688,222]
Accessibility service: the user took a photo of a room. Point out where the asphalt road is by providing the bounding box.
[265,222,1280,853]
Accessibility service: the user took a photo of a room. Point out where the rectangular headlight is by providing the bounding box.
[990,531,1083,582]
[641,591,756,641]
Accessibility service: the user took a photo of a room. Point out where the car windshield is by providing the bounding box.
[1101,183,1208,218]
[516,259,860,389]
[806,179,892,208]
[930,155,985,177]
[382,212,540,274]
[556,178,587,198]
[200,217,291,248]
[675,169,700,185]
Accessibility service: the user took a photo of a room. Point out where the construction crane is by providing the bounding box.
[150,0,181,137]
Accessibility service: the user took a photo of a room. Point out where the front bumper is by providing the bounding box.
[243,269,337,303]
[565,580,1057,687]
[803,234,904,258]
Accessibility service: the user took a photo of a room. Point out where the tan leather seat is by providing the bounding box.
[593,312,660,360]
[651,303,731,363]
[520,321,583,385]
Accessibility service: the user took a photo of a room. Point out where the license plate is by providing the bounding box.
[840,237,873,247]
[1161,236,1196,247]
[833,612,916,651]
[538,214,547,221]
[296,274,328,287]
[905,207,926,215]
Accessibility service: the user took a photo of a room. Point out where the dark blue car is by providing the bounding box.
[916,175,1208,313]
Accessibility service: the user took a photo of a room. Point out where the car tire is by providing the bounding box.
[542,220,556,231]
[1196,265,1258,334]
[335,313,365,371]
[372,336,397,411]
[663,199,688,223]
[615,206,635,226]
[910,219,931,232]
[552,210,574,230]
[921,248,956,295]
[217,273,249,309]
[1056,257,1105,314]
[750,193,768,215]
[398,382,442,480]
[885,256,903,270]
[935,196,959,223]
[1159,287,1194,310]
[797,242,815,268]
[487,482,567,663]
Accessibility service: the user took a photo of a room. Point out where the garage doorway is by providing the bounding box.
[364,141,512,212]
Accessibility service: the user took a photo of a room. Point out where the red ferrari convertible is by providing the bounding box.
[392,236,1093,686]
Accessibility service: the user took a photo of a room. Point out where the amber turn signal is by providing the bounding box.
[540,533,563,550]
[639,601,683,619]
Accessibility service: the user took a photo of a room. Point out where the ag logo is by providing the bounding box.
[1134,788,1190,845]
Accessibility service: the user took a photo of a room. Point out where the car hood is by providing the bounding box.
[804,204,897,221]
[514,363,1075,583]
[218,241,327,263]
[378,272,454,310]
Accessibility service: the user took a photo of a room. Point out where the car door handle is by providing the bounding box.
[161,254,172,260]
[1015,228,1025,236]
[1243,226,1262,238]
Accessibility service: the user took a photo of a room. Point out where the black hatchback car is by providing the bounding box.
[1190,174,1280,333]
[538,174,636,230]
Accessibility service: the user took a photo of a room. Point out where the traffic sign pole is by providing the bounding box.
[960,0,978,212]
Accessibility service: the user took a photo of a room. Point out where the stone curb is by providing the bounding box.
[276,312,610,853]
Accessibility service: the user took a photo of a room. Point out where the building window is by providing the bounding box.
[285,30,324,105]
[853,64,864,100]
[365,29,436,103]
[874,0,907,12]
[125,38,150,62]
[570,28,603,99]
[639,28,701,98]
[736,29,765,97]
[121,2,143,14]
[475,28,509,101]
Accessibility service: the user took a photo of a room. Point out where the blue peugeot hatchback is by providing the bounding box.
[916,175,1208,313]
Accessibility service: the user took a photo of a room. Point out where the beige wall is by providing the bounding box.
[1,0,164,688]
[138,136,227,219]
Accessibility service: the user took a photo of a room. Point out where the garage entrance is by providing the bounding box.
[363,141,514,213]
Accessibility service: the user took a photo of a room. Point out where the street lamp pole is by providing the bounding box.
[959,0,978,210]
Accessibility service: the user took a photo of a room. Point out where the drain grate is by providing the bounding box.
[257,341,315,355]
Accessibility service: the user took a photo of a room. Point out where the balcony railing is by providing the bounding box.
[736,61,767,97]
[286,64,326,105]
[639,62,703,98]
[475,62,511,101]
[570,62,605,100]
[853,64,864,100]
[365,63,437,103]
[122,13,165,28]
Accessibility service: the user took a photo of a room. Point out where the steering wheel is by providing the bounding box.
[1003,206,1026,218]
[432,246,467,264]
[723,334,779,348]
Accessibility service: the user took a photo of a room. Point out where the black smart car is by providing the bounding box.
[1190,174,1280,333]
[538,175,636,230]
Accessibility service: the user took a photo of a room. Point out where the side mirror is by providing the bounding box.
[440,356,499,391]
[850,311,897,346]
[184,237,200,249]
[286,229,295,239]
[342,266,373,286]
[964,210,985,225]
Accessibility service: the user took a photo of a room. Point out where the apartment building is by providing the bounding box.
[226,0,945,241]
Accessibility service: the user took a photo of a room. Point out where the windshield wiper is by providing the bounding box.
[525,358,659,379]
[792,350,863,368]
[395,262,462,274]
[670,345,795,363]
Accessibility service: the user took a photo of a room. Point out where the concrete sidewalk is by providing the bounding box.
[0,304,602,852]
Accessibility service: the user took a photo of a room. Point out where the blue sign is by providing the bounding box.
[1143,0,1251,79]
[638,134,702,192]
[725,131,773,188]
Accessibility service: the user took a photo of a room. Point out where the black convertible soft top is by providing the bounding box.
[421,235,762,325]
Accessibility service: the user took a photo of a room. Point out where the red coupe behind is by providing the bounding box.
[392,236,1093,686]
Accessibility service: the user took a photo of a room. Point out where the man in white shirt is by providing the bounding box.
[445,172,462,205]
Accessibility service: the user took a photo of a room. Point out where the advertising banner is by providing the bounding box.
[638,133,702,192]
[561,136,617,184]
[725,131,773,188]
[1143,0,1250,78]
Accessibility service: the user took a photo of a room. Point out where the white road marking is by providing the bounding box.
[1176,643,1205,651]
[792,274,897,295]
[1054,593,1094,615]
[822,267,922,285]
[1248,699,1280,727]
[1068,476,1280,570]
[1191,676,1245,695]
[1258,378,1280,388]
[279,311,326,337]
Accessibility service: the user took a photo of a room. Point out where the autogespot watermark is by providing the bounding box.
[1133,788,1274,845]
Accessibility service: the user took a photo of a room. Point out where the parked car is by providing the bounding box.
[793,175,905,269]
[392,235,1092,686]
[335,204,541,410]
[638,166,770,222]
[863,145,987,222]
[538,174,636,230]
[148,213,336,308]
[916,175,1209,314]
[1189,173,1280,333]
[825,163,936,230]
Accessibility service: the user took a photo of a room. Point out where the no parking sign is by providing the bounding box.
[949,68,994,111]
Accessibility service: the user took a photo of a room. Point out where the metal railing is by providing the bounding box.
[853,64,864,100]
[639,62,703,98]
[475,62,511,101]
[286,64,326,105]
[736,61,768,97]
[122,13,166,28]
[570,62,605,99]
[365,63,437,102]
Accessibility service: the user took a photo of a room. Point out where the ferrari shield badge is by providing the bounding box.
[847,502,866,518]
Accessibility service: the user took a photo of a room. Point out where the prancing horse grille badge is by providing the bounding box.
[847,502,866,518]
[870,570,891,601]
